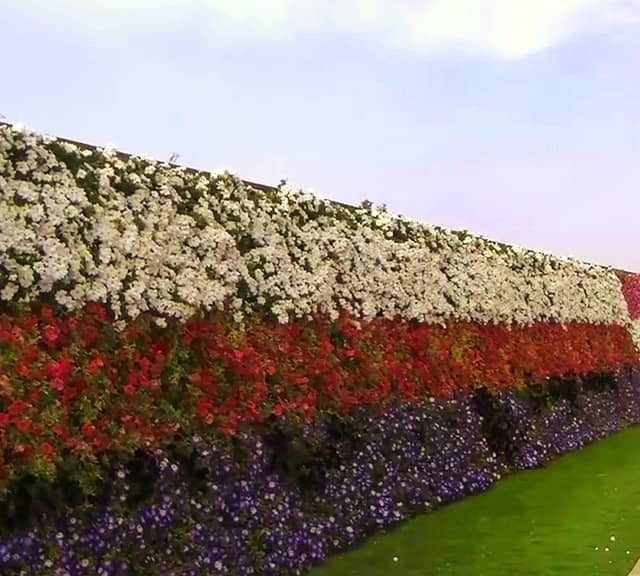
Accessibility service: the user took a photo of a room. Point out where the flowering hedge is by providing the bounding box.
[0,125,632,328]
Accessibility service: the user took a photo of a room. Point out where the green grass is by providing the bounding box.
[310,426,640,576]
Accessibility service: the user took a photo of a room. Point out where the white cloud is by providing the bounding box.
[29,0,640,59]
[397,0,608,58]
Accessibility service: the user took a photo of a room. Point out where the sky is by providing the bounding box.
[1,0,639,270]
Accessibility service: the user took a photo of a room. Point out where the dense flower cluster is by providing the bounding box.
[0,303,636,487]
[1,371,638,576]
[483,370,640,469]
[0,125,632,327]
[621,274,640,320]
[0,398,497,575]
[619,273,640,352]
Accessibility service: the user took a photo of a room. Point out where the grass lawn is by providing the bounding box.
[309,425,640,576]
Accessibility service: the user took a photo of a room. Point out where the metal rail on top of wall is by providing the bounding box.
[0,120,632,277]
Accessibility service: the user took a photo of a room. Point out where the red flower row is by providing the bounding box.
[621,273,640,320]
[0,303,637,482]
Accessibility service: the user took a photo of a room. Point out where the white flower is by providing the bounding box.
[0,282,18,301]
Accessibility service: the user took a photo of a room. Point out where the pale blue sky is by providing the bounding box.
[2,1,639,270]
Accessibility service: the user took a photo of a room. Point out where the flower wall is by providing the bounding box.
[1,123,639,575]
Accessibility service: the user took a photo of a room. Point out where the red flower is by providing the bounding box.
[22,344,39,363]
[42,357,74,381]
[7,400,25,417]
[190,371,216,393]
[85,352,106,374]
[40,441,55,458]
[272,401,288,418]
[42,323,61,347]
[123,383,136,396]
[85,302,108,322]
[13,361,32,379]
[92,435,109,450]
[52,425,68,438]
[14,417,31,433]
[40,306,54,321]
[196,398,214,425]
[80,325,100,348]
[81,423,95,437]
[51,378,65,392]
[0,325,17,344]
[0,412,9,428]
[245,400,260,421]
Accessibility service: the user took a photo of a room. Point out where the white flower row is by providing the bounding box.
[0,125,633,329]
